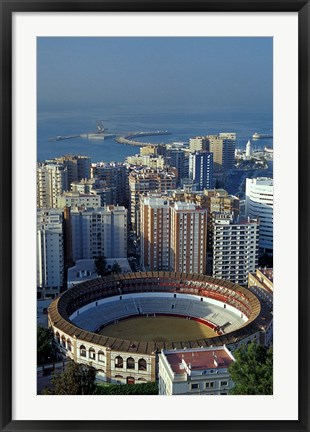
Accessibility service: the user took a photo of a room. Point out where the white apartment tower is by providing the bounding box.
[37,163,68,208]
[70,206,127,261]
[37,209,64,298]
[212,214,259,285]
[245,177,273,252]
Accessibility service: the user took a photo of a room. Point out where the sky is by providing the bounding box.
[37,37,273,114]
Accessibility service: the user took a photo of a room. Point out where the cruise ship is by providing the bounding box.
[252,132,273,140]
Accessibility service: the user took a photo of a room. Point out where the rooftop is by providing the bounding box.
[164,347,235,374]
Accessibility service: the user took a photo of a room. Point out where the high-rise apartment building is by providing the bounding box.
[91,162,129,207]
[70,205,127,261]
[70,178,98,194]
[140,144,167,157]
[126,154,166,170]
[166,148,187,186]
[207,190,240,216]
[53,155,91,184]
[189,151,214,191]
[208,133,236,171]
[140,196,171,271]
[212,213,259,285]
[140,195,207,274]
[37,209,64,298]
[170,202,207,274]
[129,168,177,233]
[37,163,68,208]
[245,177,273,252]
[204,189,240,258]
[56,191,101,209]
[70,177,121,207]
[189,136,208,153]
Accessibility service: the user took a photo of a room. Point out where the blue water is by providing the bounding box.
[38,106,273,163]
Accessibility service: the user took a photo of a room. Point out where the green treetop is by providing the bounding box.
[228,342,273,395]
[43,362,97,395]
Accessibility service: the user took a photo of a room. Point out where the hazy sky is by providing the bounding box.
[37,37,272,113]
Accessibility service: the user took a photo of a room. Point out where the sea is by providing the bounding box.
[37,106,273,164]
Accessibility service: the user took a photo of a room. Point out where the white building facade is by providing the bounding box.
[37,163,68,208]
[37,209,64,298]
[212,214,259,285]
[56,191,101,209]
[158,346,235,395]
[245,177,273,252]
[70,205,127,261]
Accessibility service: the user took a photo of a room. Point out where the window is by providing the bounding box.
[138,358,147,371]
[80,345,86,357]
[98,350,105,362]
[89,348,96,360]
[220,381,228,387]
[127,357,135,369]
[191,383,199,390]
[61,336,66,348]
[115,356,123,368]
[67,339,72,351]
[205,382,214,388]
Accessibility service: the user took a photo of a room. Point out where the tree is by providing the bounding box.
[95,255,107,277]
[37,326,56,365]
[44,362,97,395]
[228,342,273,395]
[111,261,121,275]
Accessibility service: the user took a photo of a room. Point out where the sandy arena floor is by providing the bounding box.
[98,316,217,342]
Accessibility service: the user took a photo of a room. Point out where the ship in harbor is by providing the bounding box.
[80,121,116,140]
[252,132,273,140]
[50,121,117,141]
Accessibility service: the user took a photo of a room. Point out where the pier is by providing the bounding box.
[115,131,171,146]
[49,130,171,145]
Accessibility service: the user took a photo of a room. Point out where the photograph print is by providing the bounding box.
[36,36,273,396]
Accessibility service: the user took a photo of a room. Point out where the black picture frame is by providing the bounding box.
[1,1,309,431]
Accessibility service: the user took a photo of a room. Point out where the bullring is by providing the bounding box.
[48,271,272,384]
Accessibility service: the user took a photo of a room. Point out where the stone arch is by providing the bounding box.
[80,345,86,357]
[89,347,96,360]
[138,358,147,371]
[96,369,106,381]
[126,376,135,385]
[67,338,72,351]
[61,335,66,348]
[115,356,123,368]
[126,357,135,369]
[98,350,105,362]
